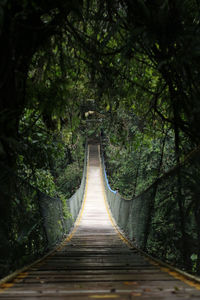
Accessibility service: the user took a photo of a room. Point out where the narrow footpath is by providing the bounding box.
[1,144,200,299]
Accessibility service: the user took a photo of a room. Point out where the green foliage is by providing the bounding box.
[1,0,200,278]
[33,169,56,196]
[57,161,82,199]
[17,106,85,212]
[102,105,176,197]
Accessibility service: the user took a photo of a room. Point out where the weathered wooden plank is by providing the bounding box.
[1,289,200,300]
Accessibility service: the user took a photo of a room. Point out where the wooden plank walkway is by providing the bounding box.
[1,144,200,299]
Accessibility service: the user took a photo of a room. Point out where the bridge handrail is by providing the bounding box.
[101,153,117,194]
[0,142,88,278]
[40,142,88,248]
[100,142,200,275]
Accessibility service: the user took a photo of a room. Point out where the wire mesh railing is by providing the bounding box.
[67,144,88,222]
[100,144,200,275]
[39,144,88,248]
[0,144,88,278]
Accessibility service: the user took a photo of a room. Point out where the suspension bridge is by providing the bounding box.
[0,143,200,299]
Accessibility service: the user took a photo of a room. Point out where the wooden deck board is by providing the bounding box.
[1,144,200,299]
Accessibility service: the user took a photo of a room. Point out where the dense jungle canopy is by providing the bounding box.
[1,0,200,277]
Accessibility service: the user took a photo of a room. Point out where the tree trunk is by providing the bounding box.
[171,87,191,269]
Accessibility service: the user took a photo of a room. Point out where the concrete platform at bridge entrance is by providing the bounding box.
[1,144,200,299]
